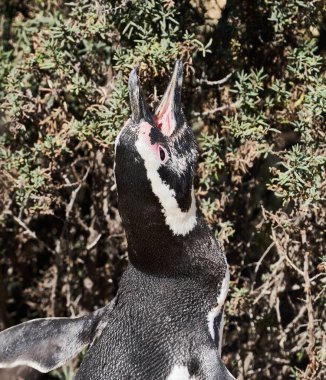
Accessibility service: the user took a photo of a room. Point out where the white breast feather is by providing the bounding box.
[207,265,230,356]
[167,365,191,380]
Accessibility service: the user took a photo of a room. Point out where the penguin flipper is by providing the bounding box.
[0,299,115,373]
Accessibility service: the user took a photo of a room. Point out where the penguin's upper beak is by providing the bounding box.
[155,60,184,136]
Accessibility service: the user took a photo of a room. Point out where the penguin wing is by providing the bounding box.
[0,299,115,373]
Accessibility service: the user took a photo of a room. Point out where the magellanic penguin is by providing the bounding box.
[0,61,235,380]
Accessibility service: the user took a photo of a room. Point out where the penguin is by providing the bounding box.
[0,61,235,380]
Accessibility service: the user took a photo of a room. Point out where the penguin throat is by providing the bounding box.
[135,129,197,236]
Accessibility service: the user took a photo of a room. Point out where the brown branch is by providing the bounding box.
[50,166,90,316]
[271,229,304,276]
[279,305,306,348]
[251,241,275,291]
[196,72,233,86]
[66,167,90,220]
[11,215,55,254]
[86,233,102,250]
[192,102,239,117]
[252,257,284,305]
[302,230,316,371]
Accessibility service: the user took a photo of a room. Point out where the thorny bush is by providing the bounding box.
[0,1,325,379]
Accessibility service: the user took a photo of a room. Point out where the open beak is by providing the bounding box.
[155,60,184,136]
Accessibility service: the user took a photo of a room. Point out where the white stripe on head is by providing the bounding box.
[135,126,197,236]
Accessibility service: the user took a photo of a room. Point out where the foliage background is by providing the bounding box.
[0,0,325,379]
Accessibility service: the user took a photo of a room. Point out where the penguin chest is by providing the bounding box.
[75,281,218,379]
[77,313,221,380]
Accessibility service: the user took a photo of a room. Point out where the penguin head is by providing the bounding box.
[115,61,197,240]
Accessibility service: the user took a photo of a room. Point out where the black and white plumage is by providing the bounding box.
[0,61,234,380]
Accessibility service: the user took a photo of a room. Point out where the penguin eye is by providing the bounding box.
[158,145,168,163]
[159,147,165,161]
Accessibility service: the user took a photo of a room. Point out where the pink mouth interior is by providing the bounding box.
[154,105,174,136]
[154,115,162,130]
[155,93,175,136]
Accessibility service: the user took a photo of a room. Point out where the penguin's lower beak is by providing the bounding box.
[155,60,183,136]
[129,67,154,124]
